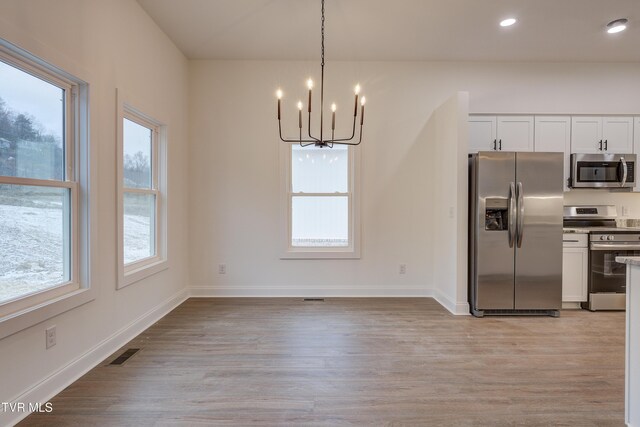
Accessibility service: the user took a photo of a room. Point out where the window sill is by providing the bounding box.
[118,258,168,289]
[280,248,361,260]
[0,287,95,340]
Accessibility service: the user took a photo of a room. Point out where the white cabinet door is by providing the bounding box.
[469,116,497,153]
[571,116,634,153]
[603,116,634,153]
[497,116,534,152]
[635,117,640,192]
[562,247,588,302]
[535,116,571,191]
[571,116,602,153]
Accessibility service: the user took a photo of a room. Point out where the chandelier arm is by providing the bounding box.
[307,110,321,142]
[279,120,320,143]
[328,124,363,146]
[325,115,357,142]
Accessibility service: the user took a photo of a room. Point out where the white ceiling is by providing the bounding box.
[137,0,640,62]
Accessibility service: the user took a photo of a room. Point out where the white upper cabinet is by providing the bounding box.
[634,117,640,192]
[603,117,634,153]
[469,116,497,152]
[571,116,633,153]
[496,116,534,152]
[468,115,533,153]
[534,116,571,191]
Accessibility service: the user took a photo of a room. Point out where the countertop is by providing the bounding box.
[563,228,590,234]
[616,256,640,267]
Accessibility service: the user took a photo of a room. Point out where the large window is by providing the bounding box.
[117,96,167,288]
[282,144,360,259]
[0,48,83,320]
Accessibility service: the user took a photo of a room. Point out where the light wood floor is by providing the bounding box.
[21,298,625,426]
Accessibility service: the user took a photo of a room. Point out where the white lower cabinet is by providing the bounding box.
[562,235,589,303]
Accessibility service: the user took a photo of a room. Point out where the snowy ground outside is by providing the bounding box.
[0,196,150,303]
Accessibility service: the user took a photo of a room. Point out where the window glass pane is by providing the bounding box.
[0,60,65,181]
[124,192,156,264]
[291,196,348,247]
[0,184,70,304]
[291,145,348,193]
[123,118,152,189]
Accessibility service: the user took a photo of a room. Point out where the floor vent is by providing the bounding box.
[109,348,140,365]
[303,298,325,302]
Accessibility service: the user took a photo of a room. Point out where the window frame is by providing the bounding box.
[0,39,94,340]
[280,142,361,259]
[116,90,168,289]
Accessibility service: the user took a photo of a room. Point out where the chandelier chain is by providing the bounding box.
[321,0,325,67]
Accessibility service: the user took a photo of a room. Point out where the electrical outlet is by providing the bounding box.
[622,205,630,217]
[399,264,407,275]
[46,326,56,349]
[218,264,226,274]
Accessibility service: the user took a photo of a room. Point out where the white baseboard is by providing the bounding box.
[190,286,470,315]
[2,288,189,427]
[189,286,433,298]
[432,288,470,316]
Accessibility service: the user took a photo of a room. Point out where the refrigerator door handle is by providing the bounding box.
[509,182,516,248]
[516,182,524,248]
[620,157,628,187]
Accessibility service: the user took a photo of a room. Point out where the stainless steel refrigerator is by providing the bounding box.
[468,152,564,317]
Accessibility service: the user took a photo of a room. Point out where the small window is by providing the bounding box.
[281,143,360,259]
[117,94,167,288]
[0,43,90,326]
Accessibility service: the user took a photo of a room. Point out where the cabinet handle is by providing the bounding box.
[499,139,502,150]
[599,140,603,151]
[493,139,497,150]
[604,140,608,151]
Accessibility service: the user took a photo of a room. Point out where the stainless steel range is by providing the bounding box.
[564,205,640,311]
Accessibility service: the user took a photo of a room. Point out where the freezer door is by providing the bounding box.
[514,152,563,309]
[472,152,516,310]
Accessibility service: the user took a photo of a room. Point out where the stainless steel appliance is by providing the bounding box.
[469,152,564,317]
[570,153,636,189]
[564,205,640,311]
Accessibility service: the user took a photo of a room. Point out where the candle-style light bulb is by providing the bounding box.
[360,96,366,126]
[307,79,313,113]
[297,101,303,129]
[361,96,366,106]
[297,101,303,110]
[354,84,361,95]
[331,103,337,131]
[276,89,283,120]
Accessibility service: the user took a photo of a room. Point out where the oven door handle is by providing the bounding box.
[620,157,628,187]
[590,243,640,251]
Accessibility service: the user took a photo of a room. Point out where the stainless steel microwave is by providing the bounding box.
[570,153,636,189]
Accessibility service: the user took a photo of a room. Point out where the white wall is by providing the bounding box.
[424,93,469,314]
[188,60,640,300]
[0,1,189,424]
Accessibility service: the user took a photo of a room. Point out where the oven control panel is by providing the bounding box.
[591,234,640,242]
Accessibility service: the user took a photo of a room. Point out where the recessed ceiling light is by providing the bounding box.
[500,18,517,27]
[607,18,628,34]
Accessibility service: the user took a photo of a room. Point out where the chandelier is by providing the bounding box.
[275,0,365,148]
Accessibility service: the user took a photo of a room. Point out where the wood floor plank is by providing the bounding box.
[19,298,625,426]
